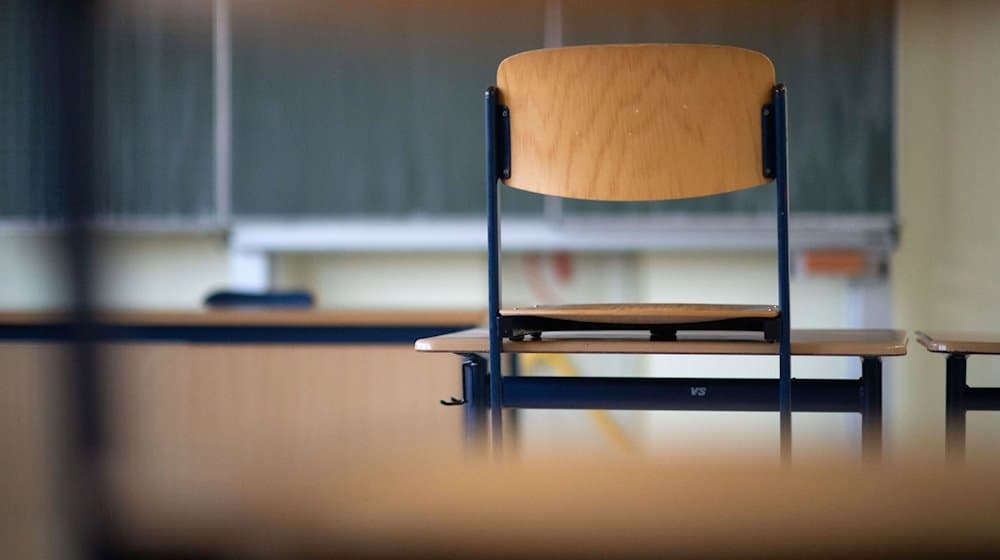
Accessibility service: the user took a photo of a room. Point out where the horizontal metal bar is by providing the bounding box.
[502,376,861,413]
[964,387,1000,411]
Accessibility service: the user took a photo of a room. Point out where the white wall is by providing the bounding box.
[0,230,230,310]
[891,0,1000,461]
[0,231,70,310]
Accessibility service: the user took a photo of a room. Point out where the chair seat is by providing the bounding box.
[500,303,779,325]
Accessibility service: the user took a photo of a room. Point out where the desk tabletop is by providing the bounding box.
[916,330,1000,355]
[415,328,908,357]
[0,309,484,327]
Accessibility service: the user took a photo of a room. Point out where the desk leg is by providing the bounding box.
[861,357,883,464]
[462,355,488,454]
[508,354,520,451]
[946,354,967,465]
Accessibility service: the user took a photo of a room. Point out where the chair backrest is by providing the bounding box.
[496,44,775,201]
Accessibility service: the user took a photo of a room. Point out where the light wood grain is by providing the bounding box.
[916,331,1000,355]
[0,345,68,560]
[108,457,1000,558]
[0,342,465,463]
[497,44,775,201]
[98,344,465,465]
[0,309,484,327]
[0,341,467,559]
[501,303,778,324]
[415,328,908,357]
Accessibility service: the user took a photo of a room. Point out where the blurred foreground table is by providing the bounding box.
[107,455,1000,559]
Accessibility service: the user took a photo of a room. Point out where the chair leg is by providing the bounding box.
[508,354,520,451]
[861,357,883,464]
[489,359,503,458]
[779,357,791,464]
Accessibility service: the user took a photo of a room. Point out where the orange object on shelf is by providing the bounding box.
[801,250,868,276]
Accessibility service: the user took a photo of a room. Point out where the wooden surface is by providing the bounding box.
[101,344,465,464]
[0,345,67,560]
[497,44,775,201]
[416,328,908,357]
[0,341,467,560]
[916,331,1000,355]
[502,303,778,324]
[0,309,484,327]
[107,457,1000,558]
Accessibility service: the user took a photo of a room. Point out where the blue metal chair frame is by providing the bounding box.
[484,83,798,462]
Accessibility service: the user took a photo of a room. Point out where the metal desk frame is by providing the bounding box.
[945,354,1000,463]
[456,352,883,463]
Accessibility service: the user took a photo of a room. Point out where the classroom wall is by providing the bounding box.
[0,230,229,310]
[891,0,1000,461]
[0,231,70,309]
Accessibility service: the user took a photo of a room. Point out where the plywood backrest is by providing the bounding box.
[496,44,775,201]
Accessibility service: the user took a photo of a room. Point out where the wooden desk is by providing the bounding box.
[417,329,907,462]
[1,309,484,457]
[917,331,1000,355]
[0,309,482,559]
[917,330,1000,462]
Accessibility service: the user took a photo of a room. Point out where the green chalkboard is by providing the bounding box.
[231,0,546,216]
[0,0,62,218]
[0,0,892,221]
[0,0,215,220]
[91,0,215,218]
[230,0,892,218]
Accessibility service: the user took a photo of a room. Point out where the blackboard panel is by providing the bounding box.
[231,0,545,216]
[0,0,892,221]
[0,0,62,218]
[0,0,215,220]
[92,1,215,218]
[561,0,893,215]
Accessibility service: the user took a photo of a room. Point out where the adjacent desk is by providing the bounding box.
[416,328,907,461]
[916,331,1000,463]
[0,309,482,558]
[1,308,483,453]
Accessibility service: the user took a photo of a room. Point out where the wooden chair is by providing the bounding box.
[484,45,794,458]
